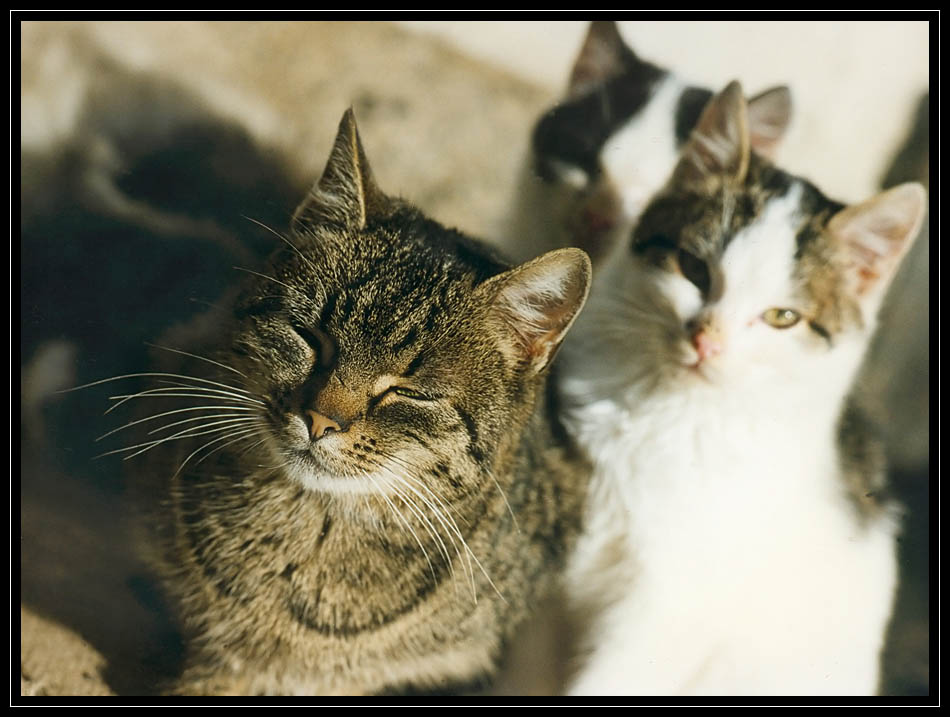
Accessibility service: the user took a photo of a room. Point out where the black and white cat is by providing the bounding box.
[557,81,926,695]
[502,21,791,266]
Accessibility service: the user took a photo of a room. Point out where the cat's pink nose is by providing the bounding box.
[305,410,342,440]
[691,328,722,362]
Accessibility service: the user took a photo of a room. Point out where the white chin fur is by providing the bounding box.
[287,459,398,498]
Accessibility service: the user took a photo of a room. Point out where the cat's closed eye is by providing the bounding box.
[386,386,433,401]
[370,383,436,409]
[290,321,334,367]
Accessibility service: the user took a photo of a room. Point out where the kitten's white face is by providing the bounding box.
[567,186,847,407]
[561,82,925,417]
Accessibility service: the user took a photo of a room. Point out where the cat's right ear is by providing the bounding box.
[479,248,592,375]
[567,21,637,99]
[826,182,927,310]
[675,80,751,189]
[747,85,792,160]
[292,109,394,233]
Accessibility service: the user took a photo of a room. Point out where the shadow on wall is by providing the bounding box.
[866,92,930,697]
[20,41,305,694]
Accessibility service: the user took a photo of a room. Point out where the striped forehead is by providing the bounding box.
[326,261,452,338]
[719,183,804,308]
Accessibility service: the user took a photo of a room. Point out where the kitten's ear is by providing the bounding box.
[827,182,927,308]
[747,85,792,159]
[567,21,636,99]
[482,248,592,374]
[677,80,750,188]
[292,108,394,232]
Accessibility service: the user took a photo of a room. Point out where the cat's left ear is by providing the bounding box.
[676,80,751,189]
[292,108,394,233]
[567,21,638,100]
[480,248,592,374]
[827,182,927,309]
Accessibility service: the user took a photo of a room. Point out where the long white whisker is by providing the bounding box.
[386,481,456,596]
[397,470,507,605]
[109,382,264,404]
[242,215,319,274]
[385,478,458,588]
[364,474,439,587]
[383,453,467,526]
[173,426,264,478]
[232,266,322,313]
[58,372,254,396]
[239,435,271,458]
[375,455,476,586]
[191,427,268,469]
[395,472,474,582]
[146,411,262,436]
[380,467,482,604]
[105,387,264,414]
[96,405,257,441]
[144,343,247,378]
[97,416,261,459]
[350,453,458,581]
[485,467,520,534]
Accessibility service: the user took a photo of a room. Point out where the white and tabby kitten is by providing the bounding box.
[558,81,926,696]
[502,21,791,266]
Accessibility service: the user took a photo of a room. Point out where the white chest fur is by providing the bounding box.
[562,392,898,697]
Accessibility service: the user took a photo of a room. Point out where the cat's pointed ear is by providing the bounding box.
[567,21,636,99]
[747,85,792,159]
[827,182,926,308]
[292,108,393,232]
[677,80,751,188]
[482,248,592,374]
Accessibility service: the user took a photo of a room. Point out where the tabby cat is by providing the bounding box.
[503,21,792,266]
[121,110,591,695]
[557,82,926,695]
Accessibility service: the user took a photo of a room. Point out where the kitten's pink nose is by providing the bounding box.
[305,410,342,440]
[581,207,615,234]
[691,327,722,362]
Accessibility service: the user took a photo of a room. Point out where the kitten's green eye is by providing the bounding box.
[762,308,801,329]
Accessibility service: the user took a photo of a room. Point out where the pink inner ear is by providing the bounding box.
[829,183,926,299]
[846,236,893,295]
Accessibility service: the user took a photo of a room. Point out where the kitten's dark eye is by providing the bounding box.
[634,233,677,254]
[762,308,801,329]
[677,249,710,296]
